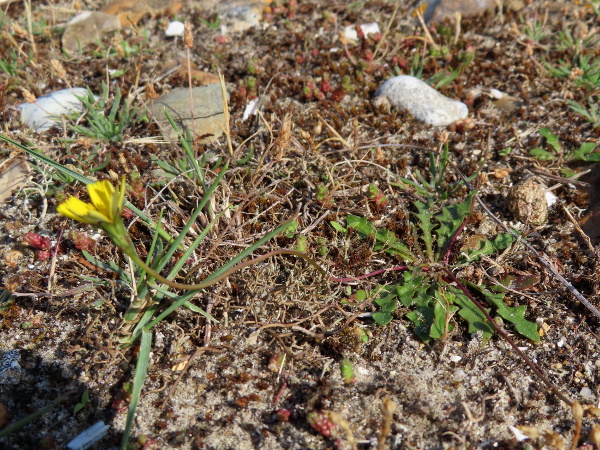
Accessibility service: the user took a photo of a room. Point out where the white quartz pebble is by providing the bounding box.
[373,75,468,126]
[18,88,90,133]
[165,21,185,37]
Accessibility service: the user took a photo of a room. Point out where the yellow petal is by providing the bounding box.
[57,197,110,225]
[88,180,116,221]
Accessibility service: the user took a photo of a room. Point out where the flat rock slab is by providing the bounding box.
[151,84,228,143]
[61,11,121,52]
[373,75,468,127]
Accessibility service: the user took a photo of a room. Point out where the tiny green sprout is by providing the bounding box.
[294,235,308,253]
[317,237,328,256]
[340,358,356,384]
[74,390,90,414]
[367,183,389,210]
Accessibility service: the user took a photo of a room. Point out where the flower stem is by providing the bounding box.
[130,249,327,291]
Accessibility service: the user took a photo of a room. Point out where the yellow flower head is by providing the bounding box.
[57,177,126,225]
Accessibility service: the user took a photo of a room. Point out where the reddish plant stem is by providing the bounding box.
[442,192,477,264]
[329,265,422,283]
[441,267,573,407]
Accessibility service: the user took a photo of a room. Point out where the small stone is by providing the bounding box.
[453,368,466,380]
[449,355,462,363]
[217,1,266,33]
[18,88,91,133]
[421,0,496,24]
[165,20,185,37]
[373,75,468,127]
[61,11,120,52]
[580,386,594,400]
[151,84,229,143]
[545,191,557,208]
[507,178,549,226]
[242,98,259,121]
[343,23,381,42]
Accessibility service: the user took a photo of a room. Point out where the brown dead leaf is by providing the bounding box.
[0,157,30,203]
[101,0,183,27]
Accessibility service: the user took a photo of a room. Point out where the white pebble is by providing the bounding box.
[165,21,185,37]
[449,355,462,363]
[509,426,529,442]
[489,88,505,99]
[453,368,466,380]
[580,386,594,400]
[242,98,259,121]
[545,190,557,207]
[18,88,91,133]
[373,75,468,126]
[343,22,380,42]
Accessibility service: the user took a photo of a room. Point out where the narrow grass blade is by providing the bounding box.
[0,392,71,439]
[121,329,151,449]
[139,220,297,337]
[82,250,131,283]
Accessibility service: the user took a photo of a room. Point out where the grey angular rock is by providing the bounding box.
[61,11,121,52]
[419,0,496,24]
[373,75,468,127]
[151,84,228,143]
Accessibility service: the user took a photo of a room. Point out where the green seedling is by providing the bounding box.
[67,82,147,142]
[522,16,549,42]
[73,390,90,414]
[530,127,599,163]
[543,52,600,90]
[567,96,600,128]
[198,14,221,30]
[0,48,31,77]
[340,358,356,383]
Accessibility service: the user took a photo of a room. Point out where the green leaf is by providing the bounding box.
[347,215,414,261]
[529,147,555,161]
[330,221,347,233]
[570,142,600,162]
[430,290,458,339]
[451,286,494,340]
[539,127,561,152]
[434,191,476,257]
[121,329,152,448]
[414,201,435,261]
[473,285,540,342]
[373,285,398,326]
[491,232,517,250]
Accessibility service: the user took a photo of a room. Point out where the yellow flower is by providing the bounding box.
[57,178,125,225]
[57,176,136,258]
